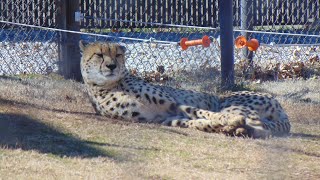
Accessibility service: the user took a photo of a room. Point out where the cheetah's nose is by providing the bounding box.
[106,64,117,71]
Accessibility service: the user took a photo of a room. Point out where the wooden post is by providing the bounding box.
[219,0,235,90]
[56,0,81,81]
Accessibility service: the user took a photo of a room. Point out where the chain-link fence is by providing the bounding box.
[0,0,320,89]
[0,0,58,75]
[234,0,320,81]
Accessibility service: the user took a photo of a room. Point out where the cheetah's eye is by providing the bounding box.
[95,53,103,58]
[116,54,123,58]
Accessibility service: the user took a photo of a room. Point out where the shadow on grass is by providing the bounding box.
[85,141,160,151]
[0,113,111,158]
[290,133,320,140]
[281,88,320,104]
[0,98,97,117]
[257,133,320,158]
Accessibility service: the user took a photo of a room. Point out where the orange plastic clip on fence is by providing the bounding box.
[180,35,211,50]
[235,36,260,51]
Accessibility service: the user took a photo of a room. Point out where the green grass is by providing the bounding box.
[0,76,319,179]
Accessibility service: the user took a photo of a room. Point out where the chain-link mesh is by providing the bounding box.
[0,0,320,88]
[233,0,320,81]
[79,0,221,90]
[0,0,59,75]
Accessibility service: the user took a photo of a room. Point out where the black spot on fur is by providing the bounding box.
[265,105,270,111]
[251,117,259,121]
[145,94,151,103]
[193,110,198,117]
[122,111,128,116]
[152,97,157,104]
[110,108,114,111]
[131,103,137,107]
[136,95,140,98]
[169,103,177,111]
[176,121,181,126]
[159,99,165,104]
[116,103,120,108]
[112,97,117,101]
[132,112,140,117]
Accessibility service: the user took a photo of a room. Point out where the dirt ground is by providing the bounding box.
[0,75,319,179]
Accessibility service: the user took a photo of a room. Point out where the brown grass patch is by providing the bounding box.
[0,76,319,179]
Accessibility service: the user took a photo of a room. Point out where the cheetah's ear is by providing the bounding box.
[118,44,126,53]
[79,40,88,52]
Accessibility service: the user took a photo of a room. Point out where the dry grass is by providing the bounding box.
[0,75,319,179]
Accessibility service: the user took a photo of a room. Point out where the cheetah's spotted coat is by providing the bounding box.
[80,41,291,138]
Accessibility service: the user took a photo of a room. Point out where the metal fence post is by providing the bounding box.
[219,0,234,90]
[56,0,81,81]
[241,0,253,61]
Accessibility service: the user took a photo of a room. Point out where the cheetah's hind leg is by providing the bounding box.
[161,115,248,137]
[184,115,248,136]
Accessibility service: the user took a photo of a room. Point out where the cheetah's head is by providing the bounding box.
[80,41,126,86]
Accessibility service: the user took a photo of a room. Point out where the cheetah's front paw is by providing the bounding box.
[219,115,249,137]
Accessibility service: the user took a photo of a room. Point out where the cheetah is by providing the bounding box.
[79,41,291,138]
